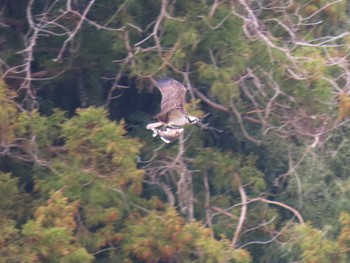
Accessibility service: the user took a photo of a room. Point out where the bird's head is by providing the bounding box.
[187,115,200,124]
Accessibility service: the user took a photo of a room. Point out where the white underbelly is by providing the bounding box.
[167,110,187,126]
[168,118,186,126]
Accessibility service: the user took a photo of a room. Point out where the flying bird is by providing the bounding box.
[146,77,199,142]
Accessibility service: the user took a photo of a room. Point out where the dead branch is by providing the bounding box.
[56,0,96,61]
[231,173,247,248]
[193,88,229,112]
[250,197,304,224]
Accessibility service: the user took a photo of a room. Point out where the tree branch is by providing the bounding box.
[231,173,247,248]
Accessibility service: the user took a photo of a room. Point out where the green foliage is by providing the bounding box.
[293,47,327,78]
[0,171,33,224]
[22,191,93,262]
[0,172,22,248]
[0,173,90,262]
[194,148,265,194]
[28,107,146,256]
[197,62,240,105]
[286,222,348,263]
[0,80,17,144]
[131,52,164,77]
[2,0,350,262]
[61,107,143,194]
[311,79,333,103]
[0,218,38,262]
[231,249,252,263]
[281,154,337,227]
[295,223,338,262]
[338,212,350,249]
[0,173,20,211]
[123,207,249,262]
[16,109,66,148]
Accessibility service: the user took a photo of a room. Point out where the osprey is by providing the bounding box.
[146,77,199,142]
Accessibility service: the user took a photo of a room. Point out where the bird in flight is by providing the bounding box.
[146,77,199,143]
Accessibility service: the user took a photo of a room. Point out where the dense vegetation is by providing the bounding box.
[1,0,350,262]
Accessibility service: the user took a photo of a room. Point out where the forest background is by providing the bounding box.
[1,0,350,262]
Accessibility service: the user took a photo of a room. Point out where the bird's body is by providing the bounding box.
[146,77,199,142]
[163,109,188,126]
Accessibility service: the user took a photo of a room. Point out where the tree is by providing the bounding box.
[1,0,350,262]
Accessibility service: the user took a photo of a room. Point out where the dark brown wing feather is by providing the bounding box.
[155,78,187,122]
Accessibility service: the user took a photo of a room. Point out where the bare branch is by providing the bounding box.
[55,0,96,61]
[231,173,247,248]
[250,197,304,224]
[203,172,214,236]
[193,88,229,112]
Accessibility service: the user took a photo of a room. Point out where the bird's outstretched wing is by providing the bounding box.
[155,78,187,122]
